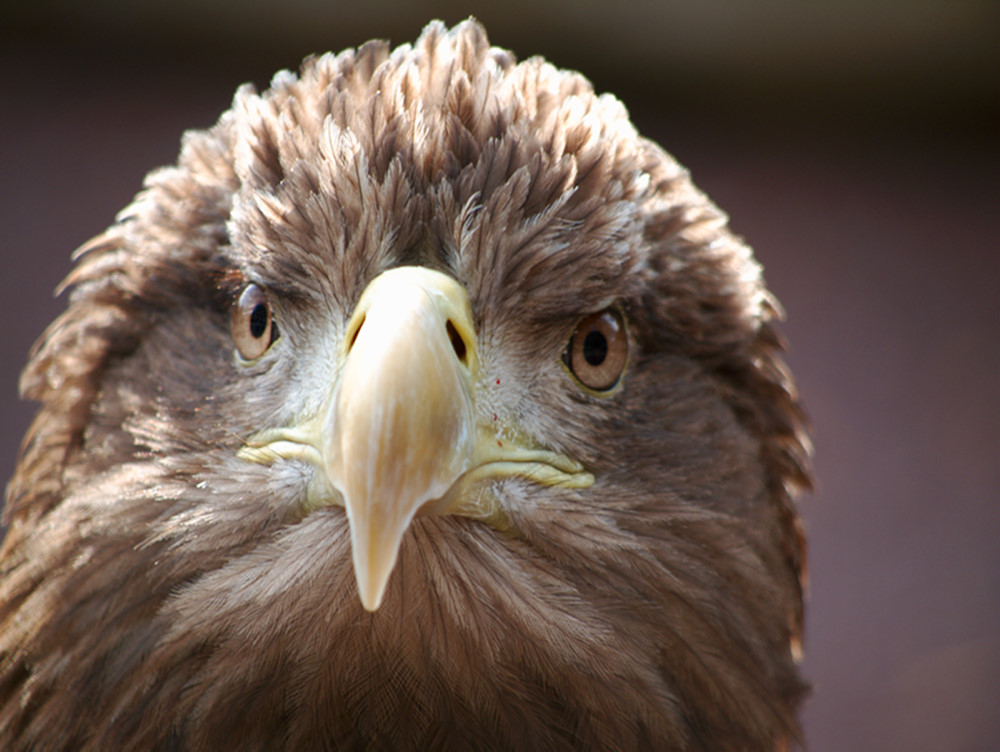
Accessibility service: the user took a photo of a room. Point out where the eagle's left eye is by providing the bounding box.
[565,309,627,392]
[231,283,279,360]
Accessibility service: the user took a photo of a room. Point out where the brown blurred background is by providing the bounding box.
[2,2,998,749]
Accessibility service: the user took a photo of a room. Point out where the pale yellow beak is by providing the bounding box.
[238,266,592,612]
[325,267,478,610]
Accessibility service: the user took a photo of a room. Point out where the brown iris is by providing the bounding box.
[231,284,278,359]
[565,309,627,391]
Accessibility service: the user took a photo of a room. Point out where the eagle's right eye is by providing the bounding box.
[231,284,279,360]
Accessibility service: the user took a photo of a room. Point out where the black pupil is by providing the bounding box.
[249,303,269,339]
[582,330,607,366]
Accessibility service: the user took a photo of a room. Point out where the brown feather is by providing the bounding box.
[1,19,811,751]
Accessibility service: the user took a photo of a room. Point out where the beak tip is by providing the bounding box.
[358,579,387,612]
[360,595,383,612]
[351,539,396,613]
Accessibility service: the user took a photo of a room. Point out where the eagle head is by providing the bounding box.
[1,19,811,751]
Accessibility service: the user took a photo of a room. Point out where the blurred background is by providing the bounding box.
[1,2,997,749]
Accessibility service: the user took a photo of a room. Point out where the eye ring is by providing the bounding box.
[564,309,628,392]
[231,283,279,360]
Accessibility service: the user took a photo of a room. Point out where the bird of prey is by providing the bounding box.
[0,19,811,751]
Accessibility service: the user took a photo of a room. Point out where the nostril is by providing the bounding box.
[348,315,365,351]
[446,319,467,364]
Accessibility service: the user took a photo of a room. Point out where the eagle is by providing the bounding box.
[0,19,811,751]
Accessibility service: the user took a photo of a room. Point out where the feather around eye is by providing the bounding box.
[231,284,279,359]
[565,310,628,392]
